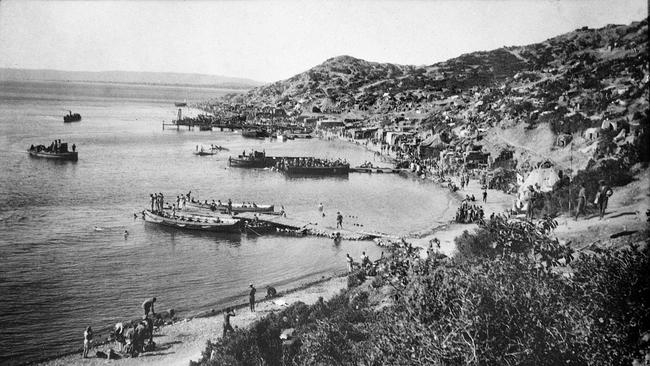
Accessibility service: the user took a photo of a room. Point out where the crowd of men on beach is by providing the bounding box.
[455,196,485,224]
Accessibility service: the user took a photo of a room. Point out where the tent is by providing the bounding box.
[518,168,560,195]
[419,134,446,148]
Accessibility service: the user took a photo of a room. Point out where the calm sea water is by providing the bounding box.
[0,80,454,365]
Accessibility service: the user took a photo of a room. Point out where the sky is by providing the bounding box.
[0,0,646,82]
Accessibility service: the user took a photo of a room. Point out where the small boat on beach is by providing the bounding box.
[28,143,78,161]
[63,111,81,122]
[143,210,242,232]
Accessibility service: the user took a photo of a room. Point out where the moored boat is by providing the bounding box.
[242,128,270,138]
[143,210,242,232]
[188,200,275,213]
[284,165,349,175]
[278,157,349,176]
[63,111,81,122]
[28,143,78,161]
[194,150,216,156]
[228,150,270,168]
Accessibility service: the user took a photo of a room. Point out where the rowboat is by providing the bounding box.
[143,210,242,232]
[188,201,275,213]
[194,149,217,156]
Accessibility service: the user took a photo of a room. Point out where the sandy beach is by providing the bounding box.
[36,276,348,366]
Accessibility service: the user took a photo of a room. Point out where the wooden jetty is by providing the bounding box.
[235,212,398,241]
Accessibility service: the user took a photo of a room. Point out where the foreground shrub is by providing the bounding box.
[194,227,648,366]
[455,215,573,269]
[347,269,366,288]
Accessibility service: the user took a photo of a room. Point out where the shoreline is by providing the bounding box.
[34,275,349,366]
[32,142,517,366]
[30,136,647,366]
[28,272,344,365]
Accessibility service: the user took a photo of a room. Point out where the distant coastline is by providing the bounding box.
[0,68,262,90]
[0,78,252,91]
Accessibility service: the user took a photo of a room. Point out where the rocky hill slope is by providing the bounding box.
[220,19,647,130]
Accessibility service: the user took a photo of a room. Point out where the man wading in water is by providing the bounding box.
[336,212,343,229]
[142,297,156,317]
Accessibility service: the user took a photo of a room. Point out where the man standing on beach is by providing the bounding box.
[142,297,156,317]
[346,253,354,273]
[336,212,343,229]
[222,307,236,337]
[249,284,256,312]
[82,326,93,358]
[482,190,487,203]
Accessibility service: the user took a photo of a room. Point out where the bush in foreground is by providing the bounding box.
[193,219,648,366]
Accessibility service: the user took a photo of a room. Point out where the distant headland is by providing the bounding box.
[0,68,263,90]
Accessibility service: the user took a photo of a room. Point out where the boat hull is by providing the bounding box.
[28,150,78,161]
[143,210,242,232]
[188,201,274,213]
[242,129,270,138]
[63,113,81,122]
[284,165,349,175]
[228,156,268,168]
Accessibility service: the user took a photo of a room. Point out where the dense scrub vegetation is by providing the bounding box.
[192,217,649,366]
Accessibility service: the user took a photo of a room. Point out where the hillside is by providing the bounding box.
[211,18,648,170]
[218,19,648,122]
[0,68,262,89]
